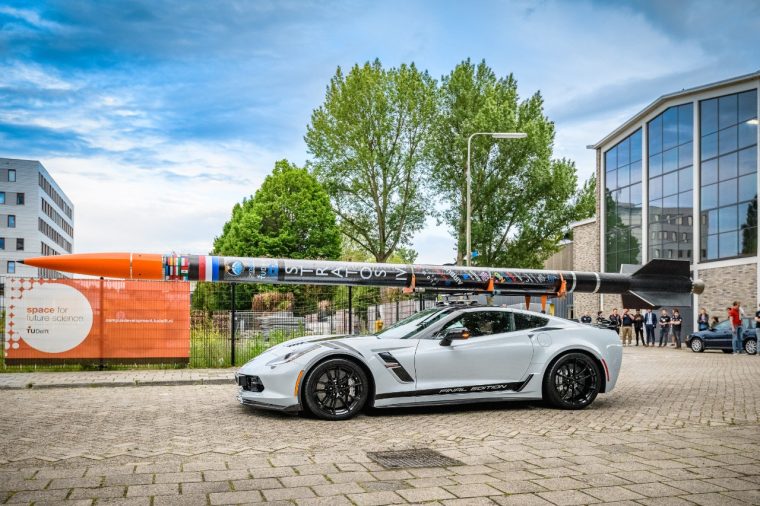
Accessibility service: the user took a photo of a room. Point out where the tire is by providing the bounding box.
[744,339,757,355]
[543,352,601,410]
[302,358,368,421]
[690,338,704,353]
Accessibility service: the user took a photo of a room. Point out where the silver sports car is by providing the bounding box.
[236,304,623,420]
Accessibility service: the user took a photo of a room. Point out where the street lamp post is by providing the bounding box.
[466,132,528,266]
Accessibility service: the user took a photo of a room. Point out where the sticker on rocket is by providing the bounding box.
[9,282,93,353]
[4,278,190,364]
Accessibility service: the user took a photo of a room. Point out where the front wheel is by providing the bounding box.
[543,353,601,410]
[690,338,704,353]
[302,358,368,421]
[744,338,757,355]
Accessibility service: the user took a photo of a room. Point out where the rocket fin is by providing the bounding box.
[622,290,691,310]
[630,259,690,279]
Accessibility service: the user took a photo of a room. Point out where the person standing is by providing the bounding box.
[658,309,671,347]
[697,308,709,331]
[609,308,621,337]
[580,313,592,324]
[644,309,657,346]
[633,310,645,346]
[620,309,633,345]
[729,302,742,354]
[671,309,683,349]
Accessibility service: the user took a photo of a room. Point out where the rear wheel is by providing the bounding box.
[690,338,704,353]
[543,353,601,410]
[302,358,368,421]
[744,339,757,355]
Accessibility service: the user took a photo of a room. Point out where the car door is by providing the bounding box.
[414,309,536,392]
[706,320,732,349]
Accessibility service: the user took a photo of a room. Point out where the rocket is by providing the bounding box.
[19,252,704,309]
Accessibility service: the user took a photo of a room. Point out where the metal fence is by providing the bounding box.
[0,277,574,371]
[0,279,439,370]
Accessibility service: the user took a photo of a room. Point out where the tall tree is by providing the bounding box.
[430,59,594,268]
[305,59,437,262]
[213,159,341,260]
[196,160,341,311]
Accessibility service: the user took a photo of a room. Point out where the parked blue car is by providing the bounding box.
[686,318,758,354]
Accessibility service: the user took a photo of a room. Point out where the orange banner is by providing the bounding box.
[4,278,190,363]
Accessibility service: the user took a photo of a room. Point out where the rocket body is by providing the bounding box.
[19,252,701,308]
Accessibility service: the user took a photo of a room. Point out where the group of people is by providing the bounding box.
[579,302,760,354]
[580,308,684,347]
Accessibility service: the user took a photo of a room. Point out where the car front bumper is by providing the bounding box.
[235,367,303,414]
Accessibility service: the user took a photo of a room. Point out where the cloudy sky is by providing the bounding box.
[1,0,758,263]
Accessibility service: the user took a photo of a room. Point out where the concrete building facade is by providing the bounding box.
[586,71,760,326]
[0,158,75,278]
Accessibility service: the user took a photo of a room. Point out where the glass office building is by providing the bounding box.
[591,71,759,320]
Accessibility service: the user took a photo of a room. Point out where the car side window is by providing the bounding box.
[513,312,549,331]
[436,311,514,338]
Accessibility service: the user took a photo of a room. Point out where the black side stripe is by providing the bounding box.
[375,374,534,400]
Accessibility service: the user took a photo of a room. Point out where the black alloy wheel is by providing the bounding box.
[302,358,368,421]
[543,353,601,410]
[690,338,704,353]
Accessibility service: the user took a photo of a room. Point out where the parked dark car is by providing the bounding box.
[686,318,757,354]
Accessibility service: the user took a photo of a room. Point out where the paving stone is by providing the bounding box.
[69,486,126,499]
[443,483,501,498]
[231,477,282,490]
[397,486,457,502]
[311,482,365,496]
[702,476,758,490]
[103,474,153,486]
[295,496,354,506]
[153,494,208,506]
[126,483,179,497]
[360,480,410,491]
[442,498,499,505]
[623,482,687,497]
[348,490,406,506]
[249,466,296,478]
[489,479,548,494]
[203,469,250,481]
[279,474,330,487]
[47,476,103,489]
[209,490,263,505]
[154,471,203,483]
[584,485,646,502]
[680,492,750,506]
[327,471,376,483]
[492,493,554,505]
[532,476,587,491]
[180,481,232,494]
[537,489,602,505]
[5,489,70,503]
[637,498,702,506]
[262,486,316,501]
[90,499,150,506]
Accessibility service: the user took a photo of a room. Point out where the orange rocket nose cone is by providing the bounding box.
[20,253,165,279]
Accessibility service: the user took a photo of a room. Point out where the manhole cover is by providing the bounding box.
[367,448,463,468]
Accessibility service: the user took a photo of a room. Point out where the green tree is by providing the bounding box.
[305,59,437,262]
[195,160,342,311]
[430,59,594,268]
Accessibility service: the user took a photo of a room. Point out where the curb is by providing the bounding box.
[0,378,234,390]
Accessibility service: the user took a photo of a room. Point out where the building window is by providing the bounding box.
[7,169,15,182]
[700,89,758,261]
[7,261,15,274]
[16,238,23,251]
[0,192,4,204]
[604,129,643,272]
[7,215,15,228]
[648,103,694,261]
[0,237,4,250]
[16,193,24,205]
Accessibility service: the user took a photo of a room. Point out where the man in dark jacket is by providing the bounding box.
[609,308,621,336]
[658,309,671,347]
[633,310,645,346]
[644,309,657,346]
[620,309,634,345]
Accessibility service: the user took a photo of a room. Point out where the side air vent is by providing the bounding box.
[377,352,414,383]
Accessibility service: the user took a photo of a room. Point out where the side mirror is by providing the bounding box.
[440,327,471,346]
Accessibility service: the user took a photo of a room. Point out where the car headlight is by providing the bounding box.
[265,344,320,366]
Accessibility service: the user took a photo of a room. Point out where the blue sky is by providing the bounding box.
[1,0,758,263]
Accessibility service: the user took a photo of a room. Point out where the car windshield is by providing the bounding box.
[375,307,451,339]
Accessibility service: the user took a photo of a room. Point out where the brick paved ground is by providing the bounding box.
[1,347,759,505]
[0,369,235,390]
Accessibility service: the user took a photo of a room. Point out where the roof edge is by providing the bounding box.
[591,70,760,150]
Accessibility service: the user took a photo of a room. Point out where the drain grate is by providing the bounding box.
[367,448,463,469]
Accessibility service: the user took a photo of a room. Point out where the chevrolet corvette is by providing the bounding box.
[236,304,623,420]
